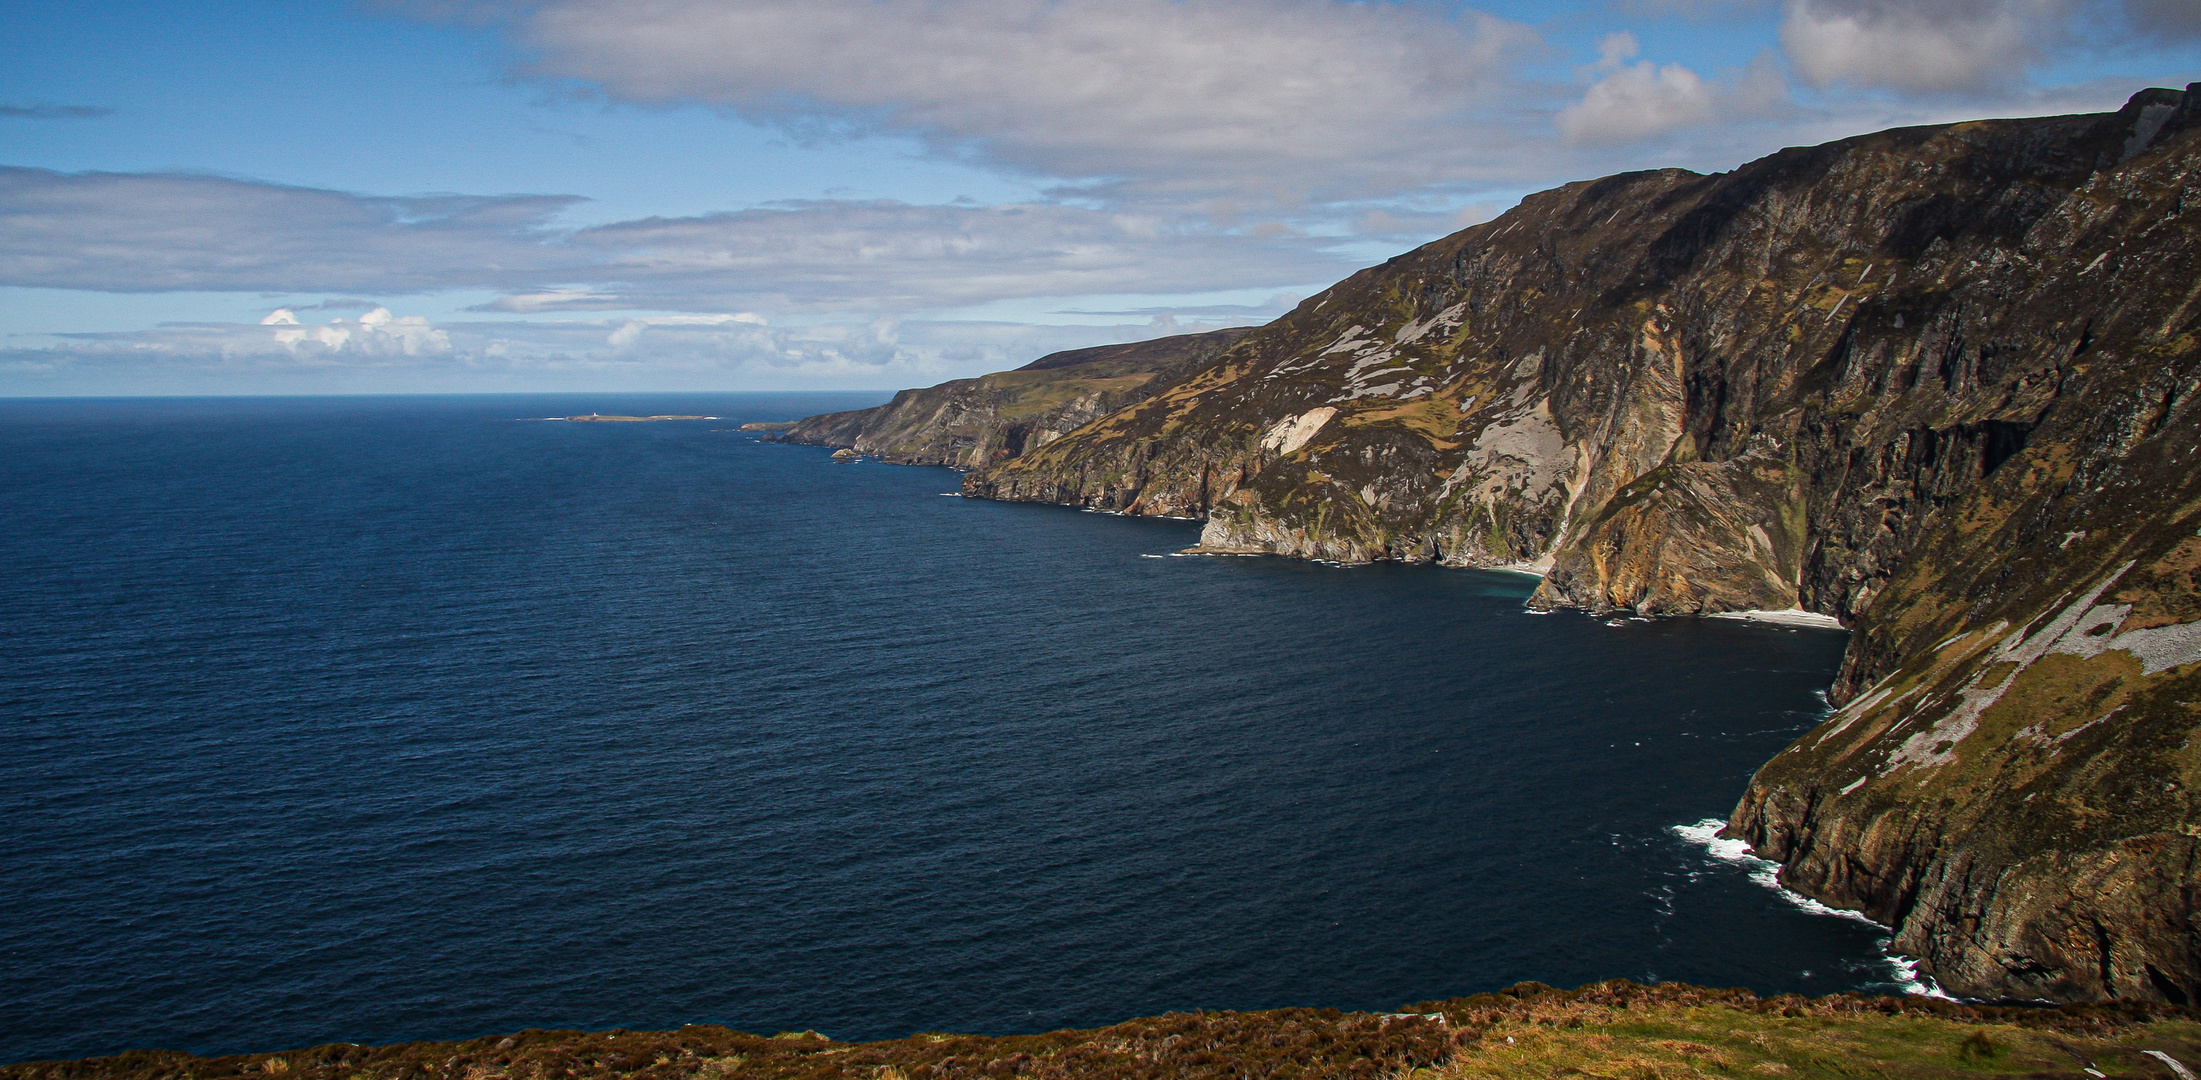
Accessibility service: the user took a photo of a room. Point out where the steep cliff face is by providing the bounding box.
[769,328,1251,467]
[969,91,2195,610]
[952,88,2201,1001]
[1727,169,2201,1003]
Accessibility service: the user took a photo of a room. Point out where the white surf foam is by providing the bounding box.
[1671,818,1884,927]
[1670,818,1953,998]
[1671,818,1761,865]
[1883,954,1956,999]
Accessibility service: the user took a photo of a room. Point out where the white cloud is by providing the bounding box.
[1589,32,1643,74]
[604,312,764,351]
[1563,62,1716,142]
[476,289,625,313]
[267,306,452,356]
[1779,0,2067,94]
[474,0,1545,206]
[1559,53,1791,144]
[37,306,455,369]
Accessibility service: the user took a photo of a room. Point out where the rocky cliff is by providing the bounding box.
[942,88,2201,1003]
[769,328,1251,467]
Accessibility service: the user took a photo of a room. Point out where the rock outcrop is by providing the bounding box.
[789,88,2201,1002]
[962,88,2201,1002]
[768,328,1251,468]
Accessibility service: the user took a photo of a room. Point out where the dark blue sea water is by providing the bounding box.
[3,394,1899,1065]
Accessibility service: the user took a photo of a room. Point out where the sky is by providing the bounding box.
[1,0,2196,395]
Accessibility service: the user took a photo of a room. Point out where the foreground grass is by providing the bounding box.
[12,982,2201,1080]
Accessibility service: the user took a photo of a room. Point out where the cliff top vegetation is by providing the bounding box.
[16,982,2199,1080]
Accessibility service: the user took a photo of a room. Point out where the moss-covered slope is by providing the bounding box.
[16,982,2200,1080]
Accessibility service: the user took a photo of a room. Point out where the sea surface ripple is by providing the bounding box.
[3,394,1890,1064]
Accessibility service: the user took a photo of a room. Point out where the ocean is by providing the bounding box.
[2,393,1902,1065]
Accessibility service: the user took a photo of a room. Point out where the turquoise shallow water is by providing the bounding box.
[2,393,1893,1064]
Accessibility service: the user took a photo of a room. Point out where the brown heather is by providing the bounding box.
[13,983,2201,1080]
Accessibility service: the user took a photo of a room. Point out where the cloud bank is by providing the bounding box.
[1,306,1263,394]
[504,0,1544,204]
[0,167,580,293]
[1780,0,2196,94]
[1558,35,1790,145]
[0,168,1343,311]
[8,0,2197,393]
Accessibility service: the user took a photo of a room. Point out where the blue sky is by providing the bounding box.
[3,0,2196,395]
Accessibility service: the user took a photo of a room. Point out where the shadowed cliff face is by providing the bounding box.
[946,87,2201,1002]
[767,329,1252,467]
[1728,253,2201,1004]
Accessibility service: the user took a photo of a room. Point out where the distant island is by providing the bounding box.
[555,414,717,422]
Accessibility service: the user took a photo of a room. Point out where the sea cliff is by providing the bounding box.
[767,329,1251,468]
[786,87,2201,1003]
